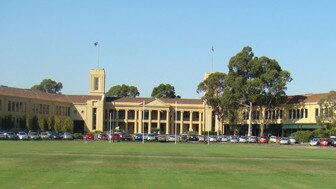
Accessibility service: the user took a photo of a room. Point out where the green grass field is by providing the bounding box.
[0,141,335,189]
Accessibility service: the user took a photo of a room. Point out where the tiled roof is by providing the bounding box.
[105,97,203,105]
[285,93,329,104]
[0,86,101,104]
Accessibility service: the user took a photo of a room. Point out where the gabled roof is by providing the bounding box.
[0,86,101,104]
[105,97,203,105]
[285,93,329,104]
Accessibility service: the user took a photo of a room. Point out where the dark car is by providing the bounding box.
[188,134,198,142]
[132,134,143,141]
[52,131,64,140]
[84,133,95,140]
[28,131,40,140]
[120,133,132,141]
[4,132,17,140]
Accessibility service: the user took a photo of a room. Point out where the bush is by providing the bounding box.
[290,131,314,143]
[73,133,83,139]
[201,131,217,135]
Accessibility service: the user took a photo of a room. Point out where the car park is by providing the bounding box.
[40,132,52,140]
[309,138,320,146]
[209,135,217,142]
[279,137,290,145]
[259,136,269,143]
[52,131,63,140]
[248,136,257,143]
[238,136,248,143]
[17,132,28,140]
[98,133,108,140]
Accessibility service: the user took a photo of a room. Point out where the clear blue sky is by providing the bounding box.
[1,0,335,98]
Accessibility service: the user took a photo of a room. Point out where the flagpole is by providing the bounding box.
[175,101,177,144]
[97,41,100,68]
[211,46,214,72]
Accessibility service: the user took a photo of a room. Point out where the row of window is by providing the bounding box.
[32,104,50,115]
[8,101,27,113]
[242,109,308,120]
[55,106,71,116]
[288,109,308,119]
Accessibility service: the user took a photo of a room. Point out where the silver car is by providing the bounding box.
[17,132,28,140]
[248,136,257,143]
[0,132,6,140]
[289,137,296,144]
[239,136,248,143]
[230,136,239,143]
[28,132,40,140]
[219,135,229,142]
[309,138,320,146]
[167,135,176,142]
[5,132,17,140]
[63,132,73,140]
[280,137,290,145]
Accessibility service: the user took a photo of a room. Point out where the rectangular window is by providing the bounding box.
[67,107,70,116]
[16,102,19,112]
[46,105,49,115]
[265,111,269,120]
[12,101,15,112]
[279,110,283,119]
[315,108,319,117]
[272,110,276,119]
[92,108,97,130]
[19,102,23,112]
[289,109,292,119]
[0,99,2,111]
[305,109,308,118]
[8,101,12,111]
[94,77,99,91]
[301,109,304,119]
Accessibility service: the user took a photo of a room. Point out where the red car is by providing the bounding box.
[112,134,121,141]
[98,133,108,140]
[84,133,94,140]
[320,139,330,146]
[259,136,269,143]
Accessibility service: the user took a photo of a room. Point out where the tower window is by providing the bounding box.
[94,77,99,90]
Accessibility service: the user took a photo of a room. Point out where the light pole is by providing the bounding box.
[142,101,145,144]
[109,112,112,143]
[175,101,177,144]
[112,109,115,143]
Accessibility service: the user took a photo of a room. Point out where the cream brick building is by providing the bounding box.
[0,68,328,136]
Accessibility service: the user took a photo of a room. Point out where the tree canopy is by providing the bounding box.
[106,84,140,98]
[151,84,180,98]
[198,46,292,136]
[31,79,63,94]
[317,90,336,128]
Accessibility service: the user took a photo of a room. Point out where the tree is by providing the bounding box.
[62,117,73,132]
[151,84,180,98]
[317,91,336,128]
[106,84,139,98]
[31,79,63,93]
[197,72,237,134]
[227,46,292,136]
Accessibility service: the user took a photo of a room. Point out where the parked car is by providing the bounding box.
[259,136,269,143]
[120,133,132,141]
[331,138,336,147]
[239,136,248,143]
[198,135,205,142]
[158,135,167,142]
[40,132,52,140]
[269,136,277,143]
[219,135,229,142]
[320,139,330,146]
[0,132,6,140]
[17,132,28,140]
[5,132,17,140]
[209,135,217,142]
[279,137,290,145]
[147,134,157,141]
[248,136,257,143]
[112,134,121,141]
[178,134,188,142]
[132,134,143,141]
[28,131,40,140]
[98,133,108,140]
[188,134,198,142]
[309,138,320,146]
[289,137,296,144]
[63,132,73,140]
[167,135,176,142]
[52,131,64,140]
[84,133,95,140]
[230,136,239,143]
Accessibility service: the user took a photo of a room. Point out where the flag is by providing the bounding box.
[94,41,98,46]
[211,46,214,52]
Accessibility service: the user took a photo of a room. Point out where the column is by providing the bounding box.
[125,109,129,133]
[134,110,138,133]
[180,111,183,134]
[139,109,143,133]
[198,112,202,135]
[166,110,170,134]
[148,110,152,133]
[189,111,193,131]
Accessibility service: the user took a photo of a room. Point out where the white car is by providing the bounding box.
[239,136,248,143]
[17,132,28,140]
[309,138,320,146]
[230,136,239,143]
[289,137,296,144]
[248,136,257,143]
[209,135,217,142]
[279,137,290,145]
[219,135,229,142]
[269,136,277,143]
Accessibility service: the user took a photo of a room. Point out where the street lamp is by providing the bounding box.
[175,101,177,144]
[142,101,145,144]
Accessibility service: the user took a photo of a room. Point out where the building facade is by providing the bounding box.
[0,68,328,136]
